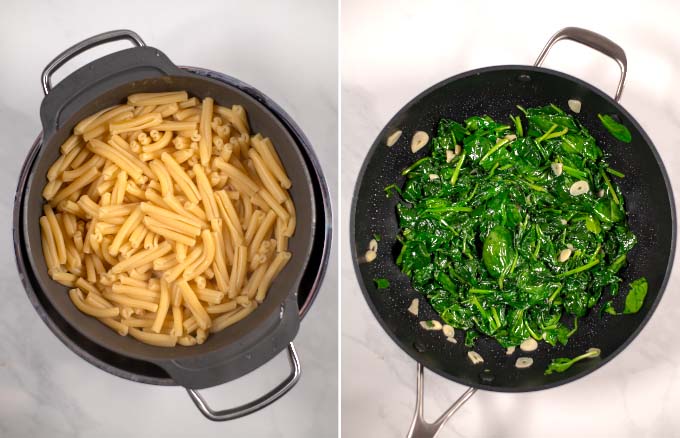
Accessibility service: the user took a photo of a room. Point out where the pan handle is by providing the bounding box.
[534,27,627,102]
[41,29,146,95]
[186,343,301,421]
[406,363,477,438]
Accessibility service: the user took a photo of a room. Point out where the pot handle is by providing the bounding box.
[406,363,477,438]
[39,29,186,138]
[186,343,301,421]
[534,27,627,102]
[41,29,146,95]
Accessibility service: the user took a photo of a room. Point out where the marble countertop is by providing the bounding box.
[0,1,337,437]
[341,1,680,437]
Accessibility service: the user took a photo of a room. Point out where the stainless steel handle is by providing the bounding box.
[41,29,146,95]
[406,363,477,438]
[534,27,627,102]
[186,342,301,422]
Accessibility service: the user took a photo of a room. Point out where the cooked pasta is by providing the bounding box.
[39,91,295,347]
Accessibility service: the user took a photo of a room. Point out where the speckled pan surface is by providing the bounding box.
[351,65,675,392]
[17,45,323,389]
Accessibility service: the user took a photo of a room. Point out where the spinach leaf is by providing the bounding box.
[482,226,515,279]
[601,277,648,315]
[623,277,648,314]
[374,278,390,289]
[598,114,632,143]
[544,348,601,375]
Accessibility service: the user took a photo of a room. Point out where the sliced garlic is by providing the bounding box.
[506,346,516,355]
[368,239,378,252]
[364,250,377,263]
[568,99,582,114]
[454,144,462,155]
[428,174,440,181]
[446,336,457,343]
[420,320,442,331]
[468,351,484,365]
[558,248,572,263]
[520,338,538,352]
[446,150,455,163]
[566,243,574,250]
[569,180,590,196]
[408,298,419,316]
[442,324,455,338]
[504,134,517,141]
[386,130,402,147]
[411,131,429,153]
[515,357,534,369]
[560,218,568,226]
[597,189,605,198]
[551,162,563,177]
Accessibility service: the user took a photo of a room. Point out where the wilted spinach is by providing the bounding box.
[392,104,644,349]
[603,277,648,315]
[598,114,632,143]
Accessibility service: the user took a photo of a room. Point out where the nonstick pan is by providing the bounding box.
[350,27,675,437]
[15,30,329,421]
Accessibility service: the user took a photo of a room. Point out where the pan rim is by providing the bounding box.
[349,63,677,392]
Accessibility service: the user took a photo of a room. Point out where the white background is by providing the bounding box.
[341,1,680,437]
[0,1,337,437]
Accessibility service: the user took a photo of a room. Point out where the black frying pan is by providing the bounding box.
[17,30,322,421]
[350,27,675,437]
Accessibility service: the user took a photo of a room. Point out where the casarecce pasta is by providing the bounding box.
[39,91,295,347]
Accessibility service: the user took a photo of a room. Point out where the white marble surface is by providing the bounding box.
[0,1,337,437]
[341,1,680,437]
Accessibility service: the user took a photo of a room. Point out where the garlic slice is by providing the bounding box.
[468,351,484,365]
[442,324,454,338]
[568,99,582,113]
[386,130,402,147]
[408,298,419,316]
[551,162,563,176]
[515,357,534,369]
[411,131,429,153]
[569,180,590,196]
[558,248,572,263]
[506,346,516,355]
[520,338,538,352]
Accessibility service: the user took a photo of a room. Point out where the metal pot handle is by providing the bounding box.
[534,27,627,102]
[186,343,301,421]
[406,363,477,438]
[41,29,146,95]
[39,30,186,141]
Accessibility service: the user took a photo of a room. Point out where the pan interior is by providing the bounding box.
[23,74,316,362]
[351,65,674,391]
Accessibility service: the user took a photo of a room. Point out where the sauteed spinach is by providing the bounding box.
[392,104,645,349]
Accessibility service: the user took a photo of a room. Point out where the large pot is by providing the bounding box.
[14,30,332,421]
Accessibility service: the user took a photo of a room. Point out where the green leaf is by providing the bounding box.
[373,234,381,242]
[482,226,515,279]
[598,114,632,143]
[623,277,648,314]
[374,278,390,289]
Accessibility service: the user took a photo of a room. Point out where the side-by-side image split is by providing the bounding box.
[2,0,680,437]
